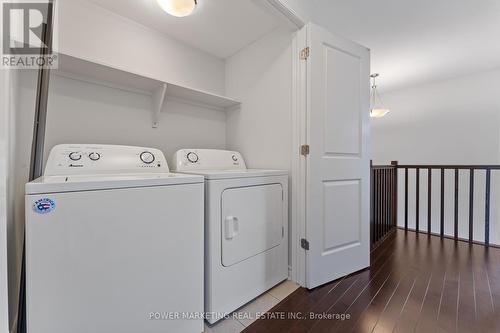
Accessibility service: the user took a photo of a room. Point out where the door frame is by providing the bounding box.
[290,25,308,286]
[0,69,12,333]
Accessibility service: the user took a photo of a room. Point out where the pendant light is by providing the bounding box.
[370,73,390,118]
[157,0,197,17]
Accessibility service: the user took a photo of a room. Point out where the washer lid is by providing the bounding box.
[26,173,204,194]
[178,169,288,180]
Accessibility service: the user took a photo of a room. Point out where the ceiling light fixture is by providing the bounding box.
[157,0,197,17]
[370,73,390,118]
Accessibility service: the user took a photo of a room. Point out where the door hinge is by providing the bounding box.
[301,238,310,250]
[300,47,310,60]
[300,144,310,156]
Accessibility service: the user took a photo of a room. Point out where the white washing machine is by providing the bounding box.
[173,149,288,323]
[25,144,205,333]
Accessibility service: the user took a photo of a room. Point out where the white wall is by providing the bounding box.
[225,26,294,270]
[57,0,225,95]
[225,27,293,170]
[371,69,500,244]
[43,74,227,166]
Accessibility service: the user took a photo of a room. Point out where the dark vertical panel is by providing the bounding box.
[373,169,377,243]
[392,168,396,227]
[385,169,391,233]
[440,169,445,238]
[391,161,398,228]
[384,169,387,235]
[416,168,420,232]
[469,169,474,243]
[454,169,459,240]
[378,169,381,242]
[378,169,382,241]
[387,169,390,234]
[379,169,382,243]
[392,168,396,228]
[382,169,387,236]
[405,168,409,230]
[428,168,432,234]
[390,168,394,229]
[370,162,374,246]
[376,169,380,243]
[485,169,491,246]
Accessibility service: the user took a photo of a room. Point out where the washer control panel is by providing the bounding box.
[44,144,169,176]
[174,149,246,171]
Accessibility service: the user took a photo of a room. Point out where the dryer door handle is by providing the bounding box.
[224,216,239,240]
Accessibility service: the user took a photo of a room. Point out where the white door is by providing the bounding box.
[301,23,370,288]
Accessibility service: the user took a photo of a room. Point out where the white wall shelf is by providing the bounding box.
[54,53,241,127]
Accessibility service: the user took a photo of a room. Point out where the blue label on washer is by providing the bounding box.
[33,198,56,214]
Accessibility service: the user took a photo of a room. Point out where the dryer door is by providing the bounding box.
[221,184,283,267]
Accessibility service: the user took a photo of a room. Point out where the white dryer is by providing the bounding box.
[173,149,288,323]
[25,144,205,333]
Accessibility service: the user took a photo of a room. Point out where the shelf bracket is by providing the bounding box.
[152,83,167,128]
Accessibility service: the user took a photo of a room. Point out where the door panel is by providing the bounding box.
[323,180,361,252]
[221,184,283,267]
[323,44,361,155]
[304,23,370,288]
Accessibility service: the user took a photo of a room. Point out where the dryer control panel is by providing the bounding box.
[174,149,246,171]
[44,144,169,176]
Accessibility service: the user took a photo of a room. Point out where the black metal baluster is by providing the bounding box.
[469,169,474,243]
[428,168,432,234]
[370,165,374,245]
[375,170,380,242]
[384,169,387,236]
[416,168,420,232]
[382,169,387,236]
[485,169,491,246]
[378,170,384,239]
[386,169,389,235]
[375,168,378,243]
[389,169,395,230]
[454,169,459,240]
[440,168,445,238]
[391,161,398,228]
[405,168,409,231]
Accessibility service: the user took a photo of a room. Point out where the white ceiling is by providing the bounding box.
[87,0,282,59]
[309,0,500,92]
[87,0,500,92]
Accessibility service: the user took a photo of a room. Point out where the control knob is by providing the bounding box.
[187,152,199,163]
[140,151,155,164]
[69,152,82,161]
[88,152,101,161]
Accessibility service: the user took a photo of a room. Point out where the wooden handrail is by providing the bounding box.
[395,164,500,169]
[373,162,499,247]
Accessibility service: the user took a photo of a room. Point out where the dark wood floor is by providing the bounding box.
[244,229,500,333]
